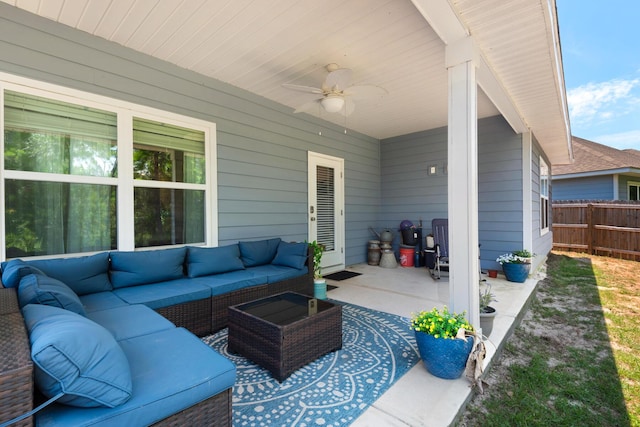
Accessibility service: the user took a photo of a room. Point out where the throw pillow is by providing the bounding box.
[186,245,245,278]
[272,241,309,270]
[238,238,281,267]
[109,247,187,289]
[22,304,132,408]
[1,259,45,288]
[18,274,86,316]
[28,252,111,296]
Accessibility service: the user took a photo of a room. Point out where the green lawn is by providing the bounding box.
[458,252,640,426]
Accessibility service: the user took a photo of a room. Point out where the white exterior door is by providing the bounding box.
[308,152,345,273]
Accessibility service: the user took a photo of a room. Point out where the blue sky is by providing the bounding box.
[557,0,640,150]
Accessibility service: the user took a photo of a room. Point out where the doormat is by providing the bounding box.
[202,302,419,427]
[323,270,362,281]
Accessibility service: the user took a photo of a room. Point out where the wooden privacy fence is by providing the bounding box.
[552,201,640,261]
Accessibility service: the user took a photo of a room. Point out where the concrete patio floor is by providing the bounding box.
[324,262,543,426]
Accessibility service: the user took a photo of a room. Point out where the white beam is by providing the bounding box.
[412,0,528,134]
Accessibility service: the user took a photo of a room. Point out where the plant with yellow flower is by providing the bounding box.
[410,306,473,339]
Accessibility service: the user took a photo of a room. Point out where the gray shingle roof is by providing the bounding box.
[552,136,640,176]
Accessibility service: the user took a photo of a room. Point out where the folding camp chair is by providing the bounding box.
[426,218,449,279]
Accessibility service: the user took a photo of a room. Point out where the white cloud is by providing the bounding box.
[567,78,639,123]
[595,130,640,150]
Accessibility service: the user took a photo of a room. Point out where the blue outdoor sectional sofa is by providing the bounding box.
[0,238,313,427]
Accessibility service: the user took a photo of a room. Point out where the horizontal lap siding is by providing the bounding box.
[478,117,524,269]
[380,116,525,269]
[0,4,380,265]
[380,127,448,243]
[552,175,614,201]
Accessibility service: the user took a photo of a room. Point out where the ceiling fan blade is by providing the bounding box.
[282,83,323,94]
[344,84,388,100]
[293,99,322,114]
[324,68,353,92]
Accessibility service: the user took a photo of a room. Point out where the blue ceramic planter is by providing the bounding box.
[502,262,531,283]
[414,331,474,379]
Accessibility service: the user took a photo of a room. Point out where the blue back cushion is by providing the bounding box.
[238,238,281,267]
[22,304,132,408]
[28,253,111,296]
[271,241,308,270]
[186,245,245,278]
[18,274,86,316]
[110,247,187,289]
[1,259,45,288]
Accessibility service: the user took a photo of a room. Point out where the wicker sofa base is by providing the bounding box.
[0,290,34,427]
[156,297,213,337]
[152,388,232,427]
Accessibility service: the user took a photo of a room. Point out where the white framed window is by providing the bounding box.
[540,156,550,234]
[628,181,640,201]
[1,74,217,259]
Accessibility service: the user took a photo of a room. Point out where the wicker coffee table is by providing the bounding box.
[227,292,342,381]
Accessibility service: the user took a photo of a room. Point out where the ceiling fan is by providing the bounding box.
[282,63,387,115]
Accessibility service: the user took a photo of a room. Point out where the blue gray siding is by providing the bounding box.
[552,175,614,200]
[0,4,380,266]
[380,116,525,269]
[532,137,552,270]
[478,117,525,270]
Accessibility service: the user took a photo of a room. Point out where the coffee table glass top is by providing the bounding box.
[235,292,332,326]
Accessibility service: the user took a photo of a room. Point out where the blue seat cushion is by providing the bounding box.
[249,264,309,283]
[112,279,210,309]
[27,253,111,296]
[186,245,245,278]
[87,305,175,341]
[110,247,187,289]
[272,241,308,270]
[238,238,281,267]
[22,304,132,408]
[1,259,45,288]
[18,274,86,316]
[36,328,236,427]
[190,270,268,297]
[79,292,129,313]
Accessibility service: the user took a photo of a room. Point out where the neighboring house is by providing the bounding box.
[0,1,572,325]
[553,137,640,201]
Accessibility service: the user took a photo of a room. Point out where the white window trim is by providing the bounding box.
[540,156,550,235]
[628,181,640,201]
[1,72,218,260]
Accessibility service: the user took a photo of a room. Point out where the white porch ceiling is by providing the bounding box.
[1,0,572,164]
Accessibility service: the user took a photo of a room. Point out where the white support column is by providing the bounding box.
[446,37,480,329]
[522,132,533,253]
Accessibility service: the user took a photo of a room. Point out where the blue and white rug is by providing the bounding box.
[202,302,420,427]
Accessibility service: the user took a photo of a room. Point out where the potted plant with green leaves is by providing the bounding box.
[308,240,326,299]
[479,284,497,337]
[496,249,534,283]
[410,306,475,379]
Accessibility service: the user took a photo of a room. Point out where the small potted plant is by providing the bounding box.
[479,284,497,337]
[308,240,326,299]
[496,249,534,283]
[410,306,474,379]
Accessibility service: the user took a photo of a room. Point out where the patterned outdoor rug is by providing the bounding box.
[202,302,419,427]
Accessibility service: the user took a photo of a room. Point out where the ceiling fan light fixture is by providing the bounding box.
[321,95,344,113]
